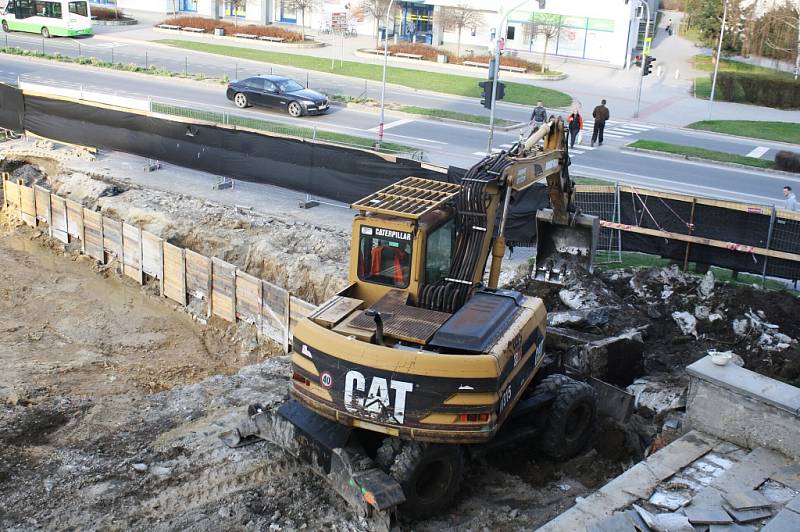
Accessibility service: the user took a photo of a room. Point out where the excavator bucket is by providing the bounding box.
[533,209,599,284]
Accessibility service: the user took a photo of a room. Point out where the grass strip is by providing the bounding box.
[156,39,574,108]
[150,102,415,153]
[628,139,775,170]
[687,120,800,145]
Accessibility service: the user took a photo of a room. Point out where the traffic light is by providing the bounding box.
[478,80,507,109]
[643,55,656,76]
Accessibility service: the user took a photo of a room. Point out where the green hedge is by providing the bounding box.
[716,72,800,109]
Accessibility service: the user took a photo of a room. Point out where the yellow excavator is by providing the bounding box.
[223,117,599,529]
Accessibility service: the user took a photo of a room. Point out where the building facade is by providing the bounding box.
[97,0,654,67]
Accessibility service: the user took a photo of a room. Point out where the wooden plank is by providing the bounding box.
[600,220,800,262]
[82,208,104,261]
[50,195,69,243]
[235,271,261,325]
[4,180,19,209]
[575,185,616,194]
[261,280,289,348]
[122,223,143,283]
[19,185,36,227]
[141,230,164,280]
[65,199,84,239]
[776,209,800,222]
[185,249,210,300]
[211,258,236,323]
[289,296,317,335]
[163,243,187,305]
[102,217,122,258]
[34,186,50,224]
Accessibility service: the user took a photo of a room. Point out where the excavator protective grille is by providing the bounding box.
[351,177,462,220]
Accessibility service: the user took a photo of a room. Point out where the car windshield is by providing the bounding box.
[276,79,304,93]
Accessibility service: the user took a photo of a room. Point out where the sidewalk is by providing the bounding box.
[75,12,800,128]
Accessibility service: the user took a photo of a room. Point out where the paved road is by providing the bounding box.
[0,53,797,209]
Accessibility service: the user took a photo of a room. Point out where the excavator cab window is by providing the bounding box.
[425,219,455,284]
[358,226,412,288]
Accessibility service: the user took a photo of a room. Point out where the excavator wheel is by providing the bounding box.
[536,374,596,460]
[381,439,464,520]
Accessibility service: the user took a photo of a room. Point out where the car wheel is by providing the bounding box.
[287,101,303,118]
[41,27,50,39]
[2,21,9,33]
[233,93,249,108]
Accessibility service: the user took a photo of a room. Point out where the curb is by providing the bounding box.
[623,147,800,177]
[351,49,568,82]
[92,18,138,27]
[152,27,325,49]
[329,100,525,131]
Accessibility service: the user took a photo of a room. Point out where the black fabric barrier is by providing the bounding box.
[0,83,24,131]
[23,95,446,204]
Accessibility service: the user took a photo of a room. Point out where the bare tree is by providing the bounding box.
[749,1,800,79]
[359,0,393,48]
[285,0,318,40]
[532,13,560,74]
[435,4,484,57]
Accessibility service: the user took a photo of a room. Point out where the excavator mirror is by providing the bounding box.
[534,209,599,284]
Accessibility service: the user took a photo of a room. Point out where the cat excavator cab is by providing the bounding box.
[222,117,599,529]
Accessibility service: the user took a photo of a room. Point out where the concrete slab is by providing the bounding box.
[722,503,773,524]
[687,356,800,415]
[685,506,734,524]
[761,508,800,532]
[586,512,638,532]
[771,464,800,492]
[709,524,756,532]
[646,432,719,481]
[723,490,771,511]
[618,462,660,499]
[786,495,800,515]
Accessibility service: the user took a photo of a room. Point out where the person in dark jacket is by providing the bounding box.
[567,109,583,148]
[592,99,610,147]
[530,100,547,128]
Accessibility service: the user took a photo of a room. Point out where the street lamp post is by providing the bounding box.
[486,0,530,155]
[708,0,728,119]
[633,0,651,118]
[377,0,396,147]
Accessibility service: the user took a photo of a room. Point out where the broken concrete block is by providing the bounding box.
[685,506,733,525]
[547,306,611,329]
[627,377,687,418]
[634,504,694,532]
[672,311,698,338]
[699,271,716,299]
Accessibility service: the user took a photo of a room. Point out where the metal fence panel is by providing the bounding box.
[34,186,50,224]
[122,223,142,283]
[19,185,36,227]
[65,199,83,239]
[185,249,210,300]
[83,208,104,261]
[103,217,122,258]
[211,258,236,322]
[50,195,68,243]
[163,243,187,305]
[574,185,621,264]
[141,230,163,279]
[235,271,261,326]
[766,212,800,280]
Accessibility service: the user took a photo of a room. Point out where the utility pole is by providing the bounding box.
[633,0,651,118]
[708,0,728,119]
[486,0,531,155]
[377,0,396,147]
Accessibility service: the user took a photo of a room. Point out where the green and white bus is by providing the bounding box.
[1,1,92,38]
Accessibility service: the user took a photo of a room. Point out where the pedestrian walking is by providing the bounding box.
[530,100,547,129]
[784,186,798,211]
[567,109,583,149]
[665,18,673,36]
[591,99,609,147]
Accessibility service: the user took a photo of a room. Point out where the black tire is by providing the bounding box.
[233,92,249,108]
[41,27,50,39]
[287,101,303,118]
[389,441,464,520]
[537,374,596,460]
[2,21,9,33]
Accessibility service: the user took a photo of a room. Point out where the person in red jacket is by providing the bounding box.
[567,109,583,149]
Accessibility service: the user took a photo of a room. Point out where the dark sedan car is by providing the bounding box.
[226,75,329,117]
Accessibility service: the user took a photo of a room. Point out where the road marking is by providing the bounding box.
[472,149,502,156]
[571,149,585,155]
[747,146,770,159]
[601,133,626,139]
[614,127,646,134]
[578,145,596,150]
[500,143,514,149]
[619,124,654,131]
[369,118,414,132]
